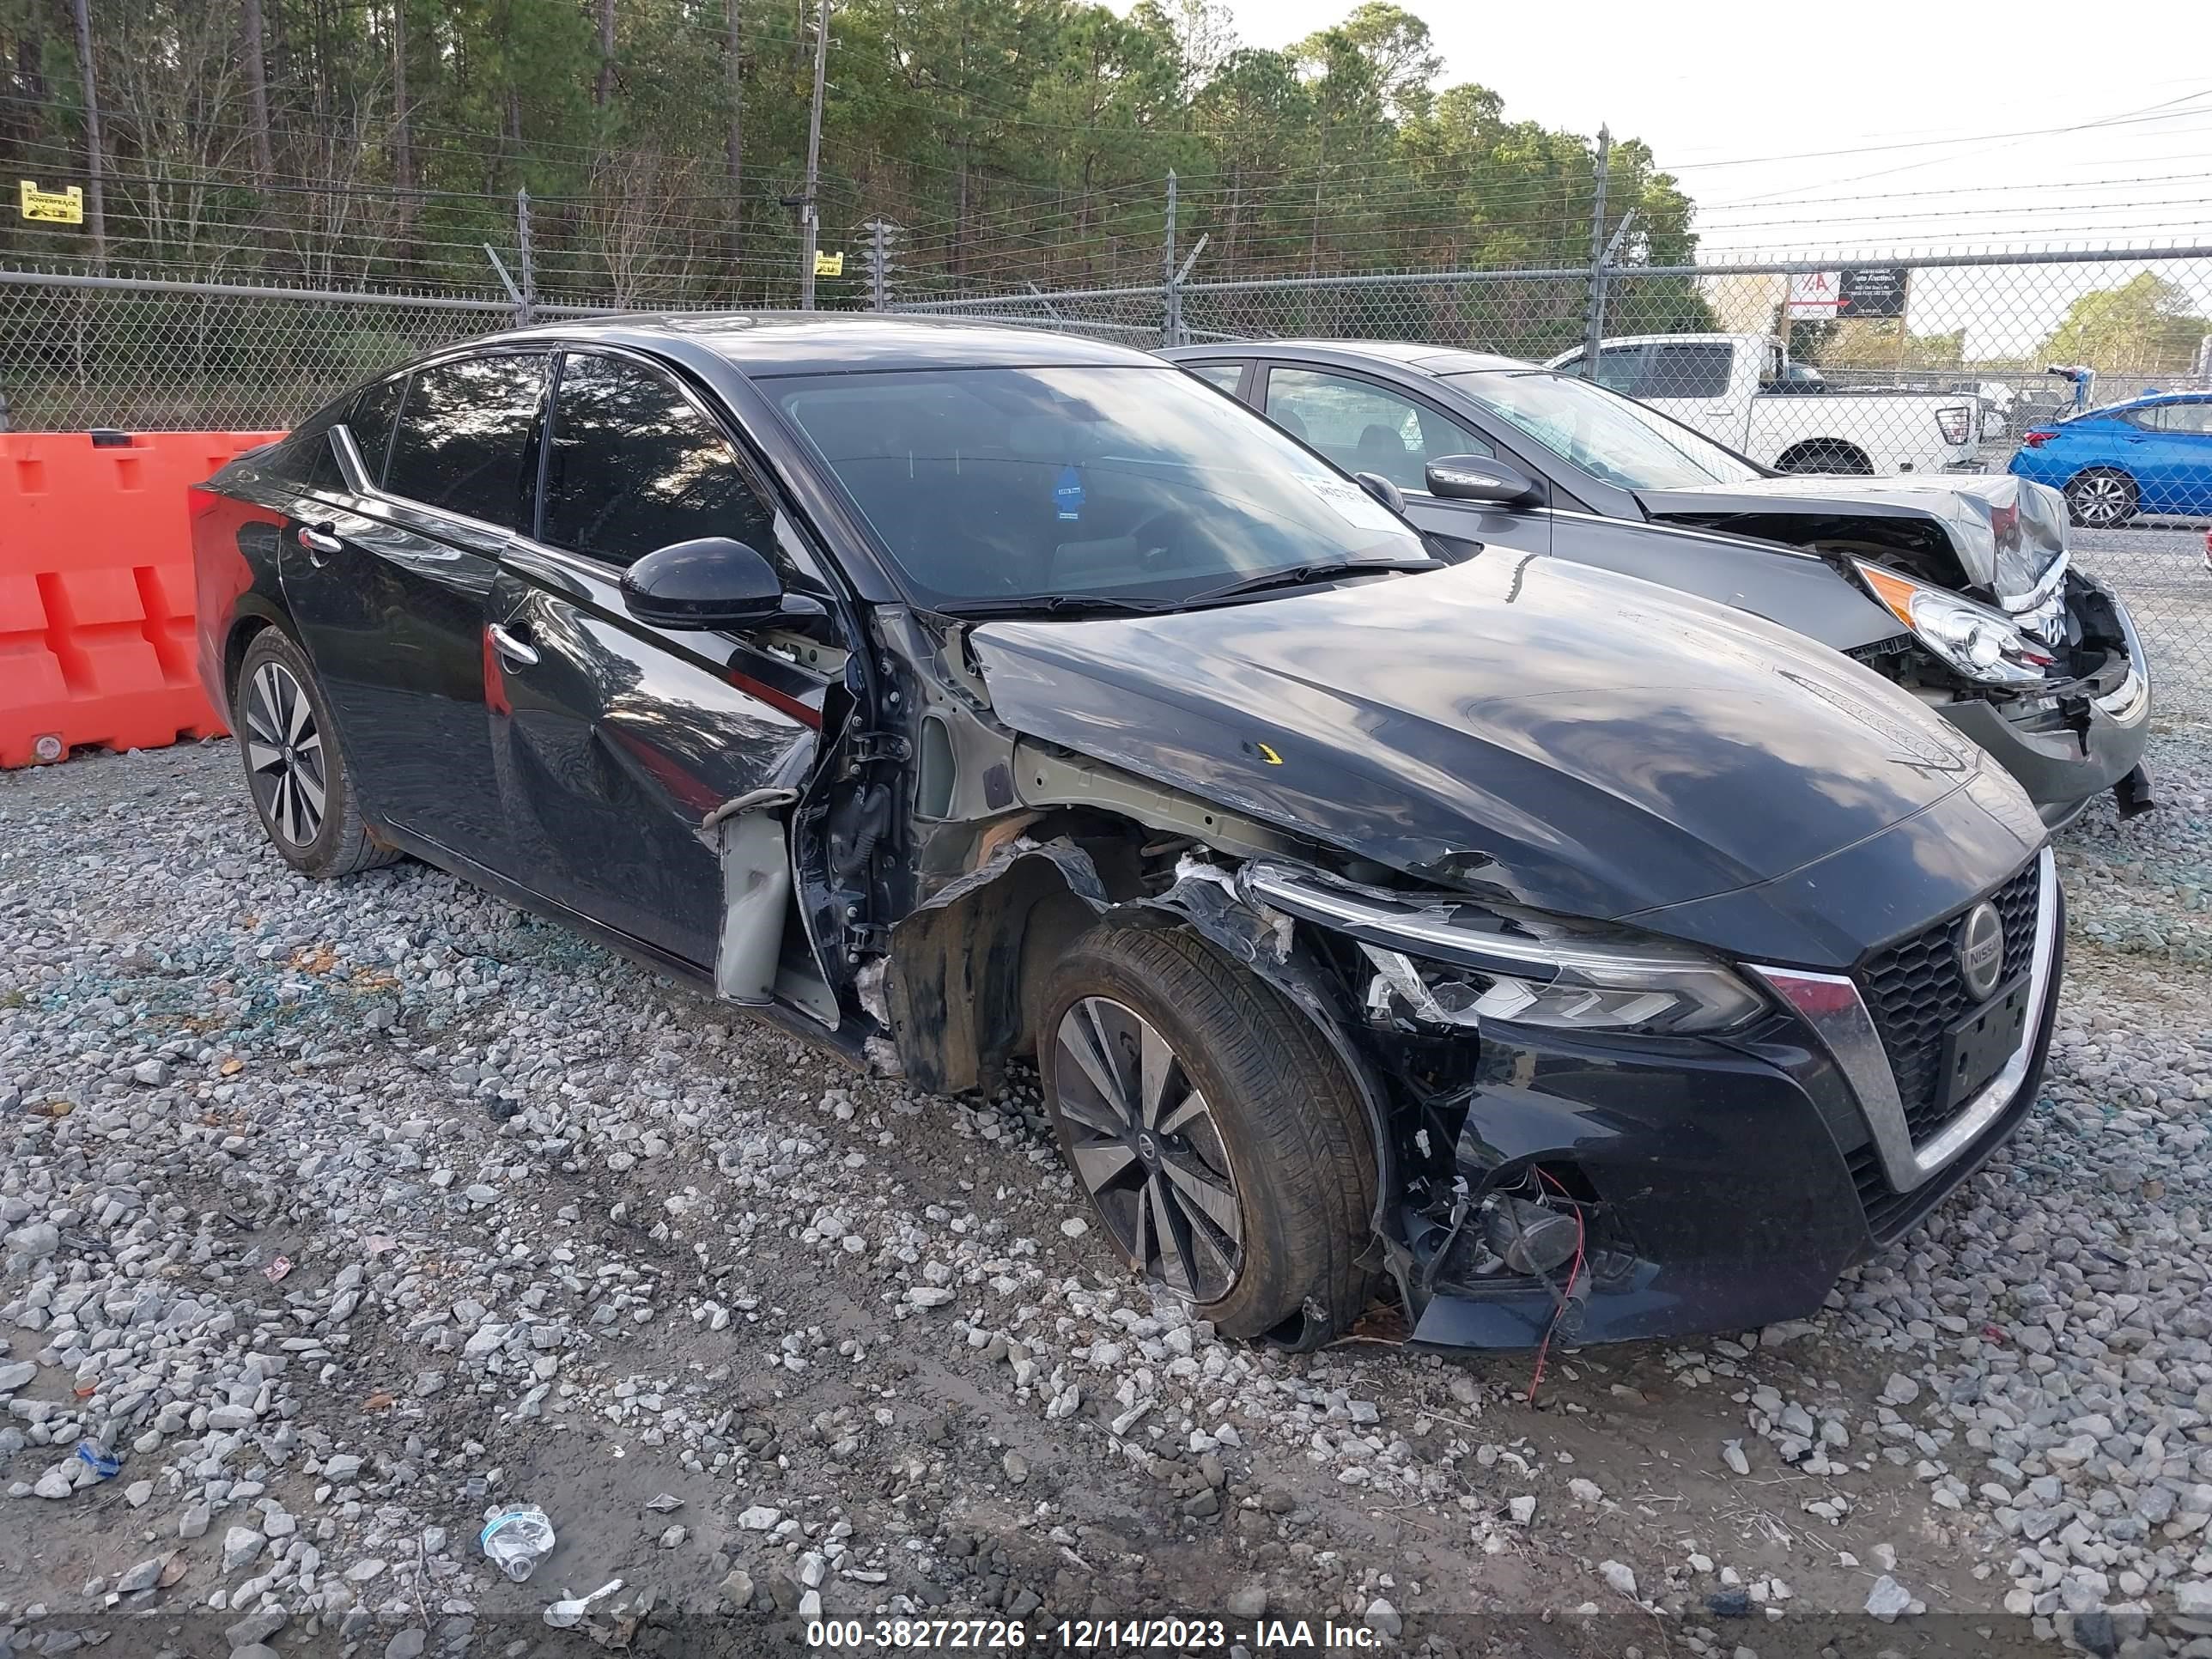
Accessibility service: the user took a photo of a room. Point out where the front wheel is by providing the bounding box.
[233,628,399,878]
[2063,467,2137,529]
[1037,923,1379,1347]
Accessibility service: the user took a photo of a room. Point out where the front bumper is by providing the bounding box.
[1936,583,2152,829]
[1404,855,2064,1351]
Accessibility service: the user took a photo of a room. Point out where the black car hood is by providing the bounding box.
[968,552,1999,927]
[1637,473,2067,601]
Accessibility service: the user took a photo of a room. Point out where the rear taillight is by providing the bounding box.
[2021,429,2055,448]
[1936,405,1972,445]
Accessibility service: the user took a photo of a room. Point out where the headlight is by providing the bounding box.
[1854,561,2055,687]
[1936,405,1973,446]
[1240,865,1767,1036]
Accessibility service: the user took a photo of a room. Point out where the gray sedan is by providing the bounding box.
[1164,340,2153,829]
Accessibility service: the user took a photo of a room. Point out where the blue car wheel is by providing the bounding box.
[2063,466,2137,529]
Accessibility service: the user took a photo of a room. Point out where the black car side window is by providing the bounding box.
[348,374,405,487]
[540,351,780,571]
[262,401,346,490]
[384,354,550,529]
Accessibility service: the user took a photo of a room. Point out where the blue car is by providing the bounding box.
[2008,391,2212,527]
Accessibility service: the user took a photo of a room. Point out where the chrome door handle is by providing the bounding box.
[488,623,539,668]
[297,525,342,556]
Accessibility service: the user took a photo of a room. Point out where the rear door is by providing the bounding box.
[488,346,835,996]
[280,350,547,872]
[1255,361,1550,553]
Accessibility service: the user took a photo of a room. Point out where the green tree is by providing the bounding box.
[2040,273,2210,374]
[0,0,1707,309]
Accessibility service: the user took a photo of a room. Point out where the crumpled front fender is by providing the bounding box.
[885,842,1413,1305]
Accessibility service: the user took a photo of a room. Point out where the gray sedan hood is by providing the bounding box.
[1638,473,2068,601]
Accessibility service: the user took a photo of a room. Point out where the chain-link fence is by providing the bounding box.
[4,245,2209,714]
[899,248,2212,714]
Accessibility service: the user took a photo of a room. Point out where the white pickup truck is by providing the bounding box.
[1545,333,1984,477]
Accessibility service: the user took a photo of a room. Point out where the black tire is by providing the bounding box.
[2063,467,2137,529]
[1776,440,1874,476]
[232,628,399,878]
[1037,923,1380,1348]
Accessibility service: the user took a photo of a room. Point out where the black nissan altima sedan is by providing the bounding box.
[191,315,2063,1352]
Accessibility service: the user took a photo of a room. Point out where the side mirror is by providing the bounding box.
[621,537,822,631]
[1353,471,1406,516]
[1425,454,1544,507]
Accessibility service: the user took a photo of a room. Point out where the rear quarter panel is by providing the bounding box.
[190,481,289,720]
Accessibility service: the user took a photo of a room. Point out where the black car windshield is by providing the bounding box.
[768,365,1429,610]
[1445,369,1765,490]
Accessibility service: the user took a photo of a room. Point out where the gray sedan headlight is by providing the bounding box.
[1241,864,1766,1036]
[1855,560,2056,688]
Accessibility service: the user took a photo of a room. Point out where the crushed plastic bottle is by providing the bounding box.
[479,1506,556,1583]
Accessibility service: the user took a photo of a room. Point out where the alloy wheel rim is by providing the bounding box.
[243,661,328,848]
[1052,995,1243,1303]
[2076,476,2129,525]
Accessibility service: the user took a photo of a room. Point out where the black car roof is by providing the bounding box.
[487,312,1165,377]
[1162,338,1533,375]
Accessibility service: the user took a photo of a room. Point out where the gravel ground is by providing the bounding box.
[2069,526,2210,718]
[2,726,2210,1659]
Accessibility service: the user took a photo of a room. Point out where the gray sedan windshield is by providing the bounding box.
[1447,370,1764,489]
[769,365,1428,609]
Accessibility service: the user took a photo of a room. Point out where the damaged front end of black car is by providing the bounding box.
[874,542,2063,1356]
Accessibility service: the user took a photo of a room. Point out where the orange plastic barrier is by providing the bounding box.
[1,430,282,769]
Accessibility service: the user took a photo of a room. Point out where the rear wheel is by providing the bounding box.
[233,628,398,879]
[1037,924,1379,1347]
[2063,467,2137,529]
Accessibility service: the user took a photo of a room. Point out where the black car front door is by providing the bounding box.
[486,348,837,1006]
[279,351,548,872]
[1250,362,1553,555]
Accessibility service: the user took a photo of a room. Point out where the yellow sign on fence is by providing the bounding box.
[19,181,85,225]
[814,250,844,278]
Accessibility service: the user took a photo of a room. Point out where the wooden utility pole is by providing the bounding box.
[68,0,106,267]
[797,0,828,310]
[725,0,744,208]
[391,0,414,194]
[241,0,275,182]
[595,0,617,106]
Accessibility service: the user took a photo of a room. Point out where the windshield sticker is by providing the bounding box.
[1299,474,1403,535]
[1054,464,1085,522]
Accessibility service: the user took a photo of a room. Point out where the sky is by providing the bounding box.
[1167,0,2212,355]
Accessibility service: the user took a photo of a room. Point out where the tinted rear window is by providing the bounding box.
[262,401,346,489]
[385,355,549,528]
[348,374,405,484]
